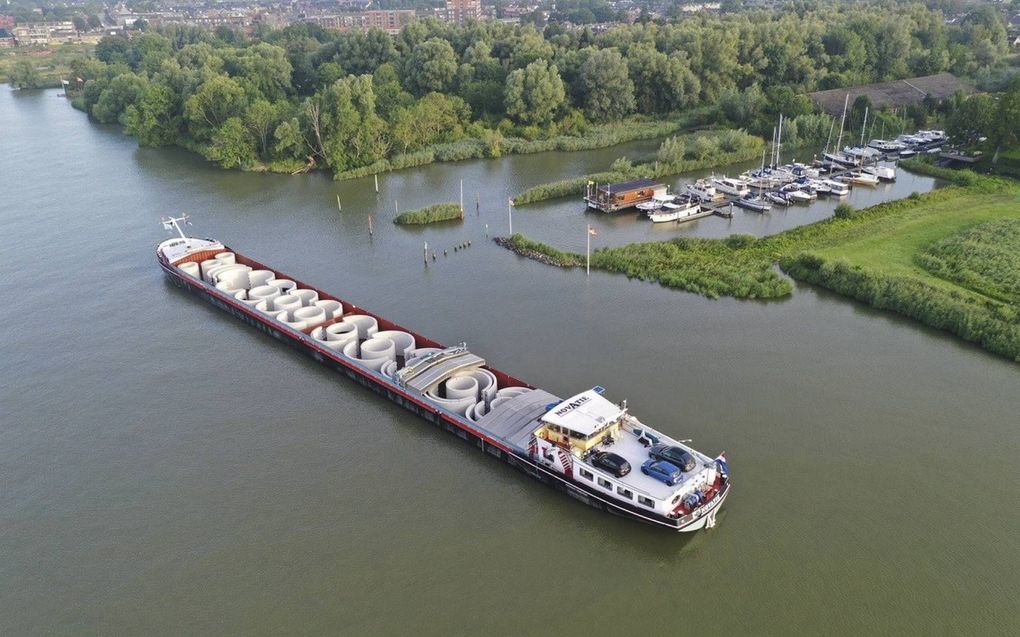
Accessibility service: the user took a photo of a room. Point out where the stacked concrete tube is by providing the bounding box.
[451,369,497,405]
[248,285,281,305]
[271,294,302,318]
[424,389,476,416]
[179,262,200,278]
[200,259,222,281]
[312,322,358,351]
[214,252,236,265]
[406,347,442,365]
[380,360,398,378]
[292,306,326,327]
[314,300,342,320]
[249,270,275,288]
[268,278,296,294]
[344,315,378,339]
[374,330,416,361]
[254,299,287,321]
[444,376,479,402]
[342,337,394,371]
[289,289,318,307]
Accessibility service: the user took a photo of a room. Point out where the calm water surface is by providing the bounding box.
[1,87,1018,635]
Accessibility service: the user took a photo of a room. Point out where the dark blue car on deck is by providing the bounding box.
[640,459,682,486]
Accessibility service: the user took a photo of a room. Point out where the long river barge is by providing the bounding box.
[157,216,730,532]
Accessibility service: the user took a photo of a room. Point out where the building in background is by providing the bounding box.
[304,10,415,35]
[444,0,482,26]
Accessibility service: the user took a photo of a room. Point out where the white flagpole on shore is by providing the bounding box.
[587,223,595,275]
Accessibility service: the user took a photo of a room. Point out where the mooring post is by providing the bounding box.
[374,174,379,193]
[369,214,374,237]
[336,194,341,212]
[423,240,428,265]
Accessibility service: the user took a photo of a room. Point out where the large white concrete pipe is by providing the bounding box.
[359,337,396,367]
[211,265,251,290]
[271,294,302,317]
[267,278,296,294]
[215,281,245,298]
[314,300,342,320]
[343,315,378,340]
[423,390,476,416]
[249,270,275,288]
[289,289,318,307]
[214,252,236,265]
[248,285,281,303]
[380,360,398,378]
[254,299,287,321]
[497,387,530,400]
[342,339,393,370]
[473,400,488,419]
[312,322,357,351]
[374,330,416,360]
[233,290,248,301]
[444,375,479,401]
[293,306,326,327]
[453,369,497,405]
[279,318,307,331]
[179,262,200,278]
[200,258,222,282]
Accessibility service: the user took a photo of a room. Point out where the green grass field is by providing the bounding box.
[798,186,1020,300]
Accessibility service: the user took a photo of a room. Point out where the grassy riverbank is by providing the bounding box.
[0,44,94,88]
[501,166,1020,360]
[393,203,462,225]
[512,129,764,205]
[333,118,687,182]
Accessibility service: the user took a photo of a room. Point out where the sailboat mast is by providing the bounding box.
[835,94,849,156]
[776,113,783,167]
[860,106,868,147]
[770,127,776,168]
[824,116,836,155]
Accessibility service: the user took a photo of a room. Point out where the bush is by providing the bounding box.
[393,202,463,225]
[833,203,857,219]
[724,233,757,249]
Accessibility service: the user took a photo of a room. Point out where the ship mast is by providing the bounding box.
[835,93,849,156]
[161,214,191,239]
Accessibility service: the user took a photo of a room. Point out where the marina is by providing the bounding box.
[583,128,943,225]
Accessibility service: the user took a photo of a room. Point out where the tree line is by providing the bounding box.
[65,1,1013,175]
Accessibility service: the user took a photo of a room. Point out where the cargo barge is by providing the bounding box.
[156,216,730,532]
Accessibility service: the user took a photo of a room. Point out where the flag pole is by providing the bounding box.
[586,224,591,277]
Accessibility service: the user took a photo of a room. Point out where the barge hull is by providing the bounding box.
[160,256,725,532]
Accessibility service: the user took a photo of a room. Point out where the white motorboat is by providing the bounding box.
[711,176,750,197]
[734,193,771,212]
[823,179,850,196]
[863,164,896,181]
[636,193,674,212]
[647,196,709,223]
[849,171,879,186]
[684,179,722,202]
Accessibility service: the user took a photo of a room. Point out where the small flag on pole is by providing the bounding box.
[588,226,598,236]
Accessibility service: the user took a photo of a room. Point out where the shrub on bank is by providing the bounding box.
[393,203,463,225]
[783,252,1020,362]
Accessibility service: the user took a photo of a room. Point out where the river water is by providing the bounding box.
[2,87,1018,635]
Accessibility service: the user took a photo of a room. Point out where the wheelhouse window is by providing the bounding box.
[616,487,633,499]
[597,477,612,490]
[580,469,594,481]
[638,496,655,508]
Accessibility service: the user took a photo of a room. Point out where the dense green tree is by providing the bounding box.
[504,60,565,125]
[207,117,257,168]
[92,74,148,124]
[405,38,458,96]
[579,48,634,122]
[185,75,248,142]
[124,84,181,146]
[273,118,306,160]
[10,60,42,90]
[228,43,293,102]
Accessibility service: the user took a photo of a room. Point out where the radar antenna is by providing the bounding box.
[160,214,192,239]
